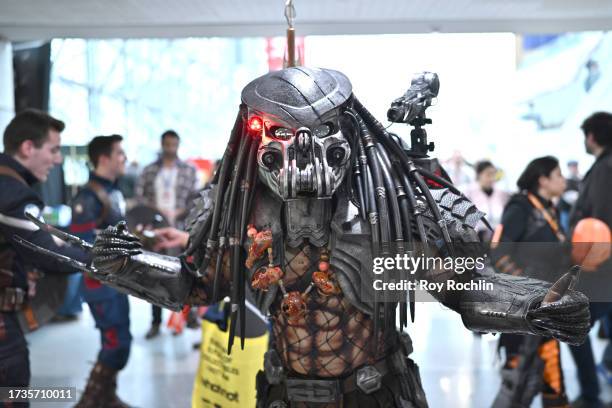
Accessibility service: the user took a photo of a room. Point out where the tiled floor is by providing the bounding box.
[28,297,201,408]
[26,298,612,408]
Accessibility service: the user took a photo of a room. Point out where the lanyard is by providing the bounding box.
[527,193,566,242]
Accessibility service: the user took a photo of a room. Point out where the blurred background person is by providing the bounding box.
[442,150,472,190]
[558,160,582,233]
[566,160,582,190]
[136,129,198,339]
[568,112,612,408]
[464,160,509,242]
[117,160,141,211]
[52,270,84,322]
[69,135,132,408]
[491,156,569,408]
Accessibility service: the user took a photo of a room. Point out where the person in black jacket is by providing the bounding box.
[492,156,570,408]
[571,112,612,237]
[568,112,612,408]
[0,109,90,406]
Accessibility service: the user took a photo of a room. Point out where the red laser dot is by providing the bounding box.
[249,116,263,132]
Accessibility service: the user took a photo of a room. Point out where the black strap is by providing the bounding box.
[84,180,112,227]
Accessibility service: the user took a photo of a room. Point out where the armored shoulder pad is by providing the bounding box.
[422,188,485,243]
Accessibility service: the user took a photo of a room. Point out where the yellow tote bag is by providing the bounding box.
[192,319,268,408]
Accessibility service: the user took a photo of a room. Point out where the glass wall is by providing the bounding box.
[50,32,612,190]
[49,38,269,168]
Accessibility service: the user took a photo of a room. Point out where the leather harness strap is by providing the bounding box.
[85,180,111,228]
[0,165,27,185]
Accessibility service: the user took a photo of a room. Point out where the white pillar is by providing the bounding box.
[0,39,15,141]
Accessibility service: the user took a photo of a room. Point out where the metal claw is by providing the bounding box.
[24,210,93,250]
[12,235,97,275]
[542,265,581,306]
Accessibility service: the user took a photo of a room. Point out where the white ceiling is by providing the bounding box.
[1,0,612,41]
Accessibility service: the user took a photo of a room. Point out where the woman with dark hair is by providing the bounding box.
[499,156,567,243]
[492,156,569,408]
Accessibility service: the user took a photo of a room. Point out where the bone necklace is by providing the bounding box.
[246,225,341,325]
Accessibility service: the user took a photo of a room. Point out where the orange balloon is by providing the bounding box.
[572,218,612,271]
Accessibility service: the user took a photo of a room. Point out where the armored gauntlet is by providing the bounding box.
[92,222,195,311]
[457,273,590,346]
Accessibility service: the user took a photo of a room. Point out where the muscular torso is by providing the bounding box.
[270,243,387,378]
[186,189,397,378]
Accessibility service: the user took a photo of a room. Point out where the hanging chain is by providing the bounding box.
[284,0,297,67]
[285,0,296,29]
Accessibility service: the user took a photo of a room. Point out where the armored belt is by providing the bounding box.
[264,350,389,404]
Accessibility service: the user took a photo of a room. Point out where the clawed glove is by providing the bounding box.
[92,221,142,277]
[459,273,590,346]
[527,290,590,345]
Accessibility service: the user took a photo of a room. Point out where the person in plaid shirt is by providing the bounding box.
[136,130,198,339]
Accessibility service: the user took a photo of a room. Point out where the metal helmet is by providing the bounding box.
[241,67,353,200]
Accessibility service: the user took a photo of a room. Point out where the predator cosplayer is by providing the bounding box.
[20,67,590,407]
